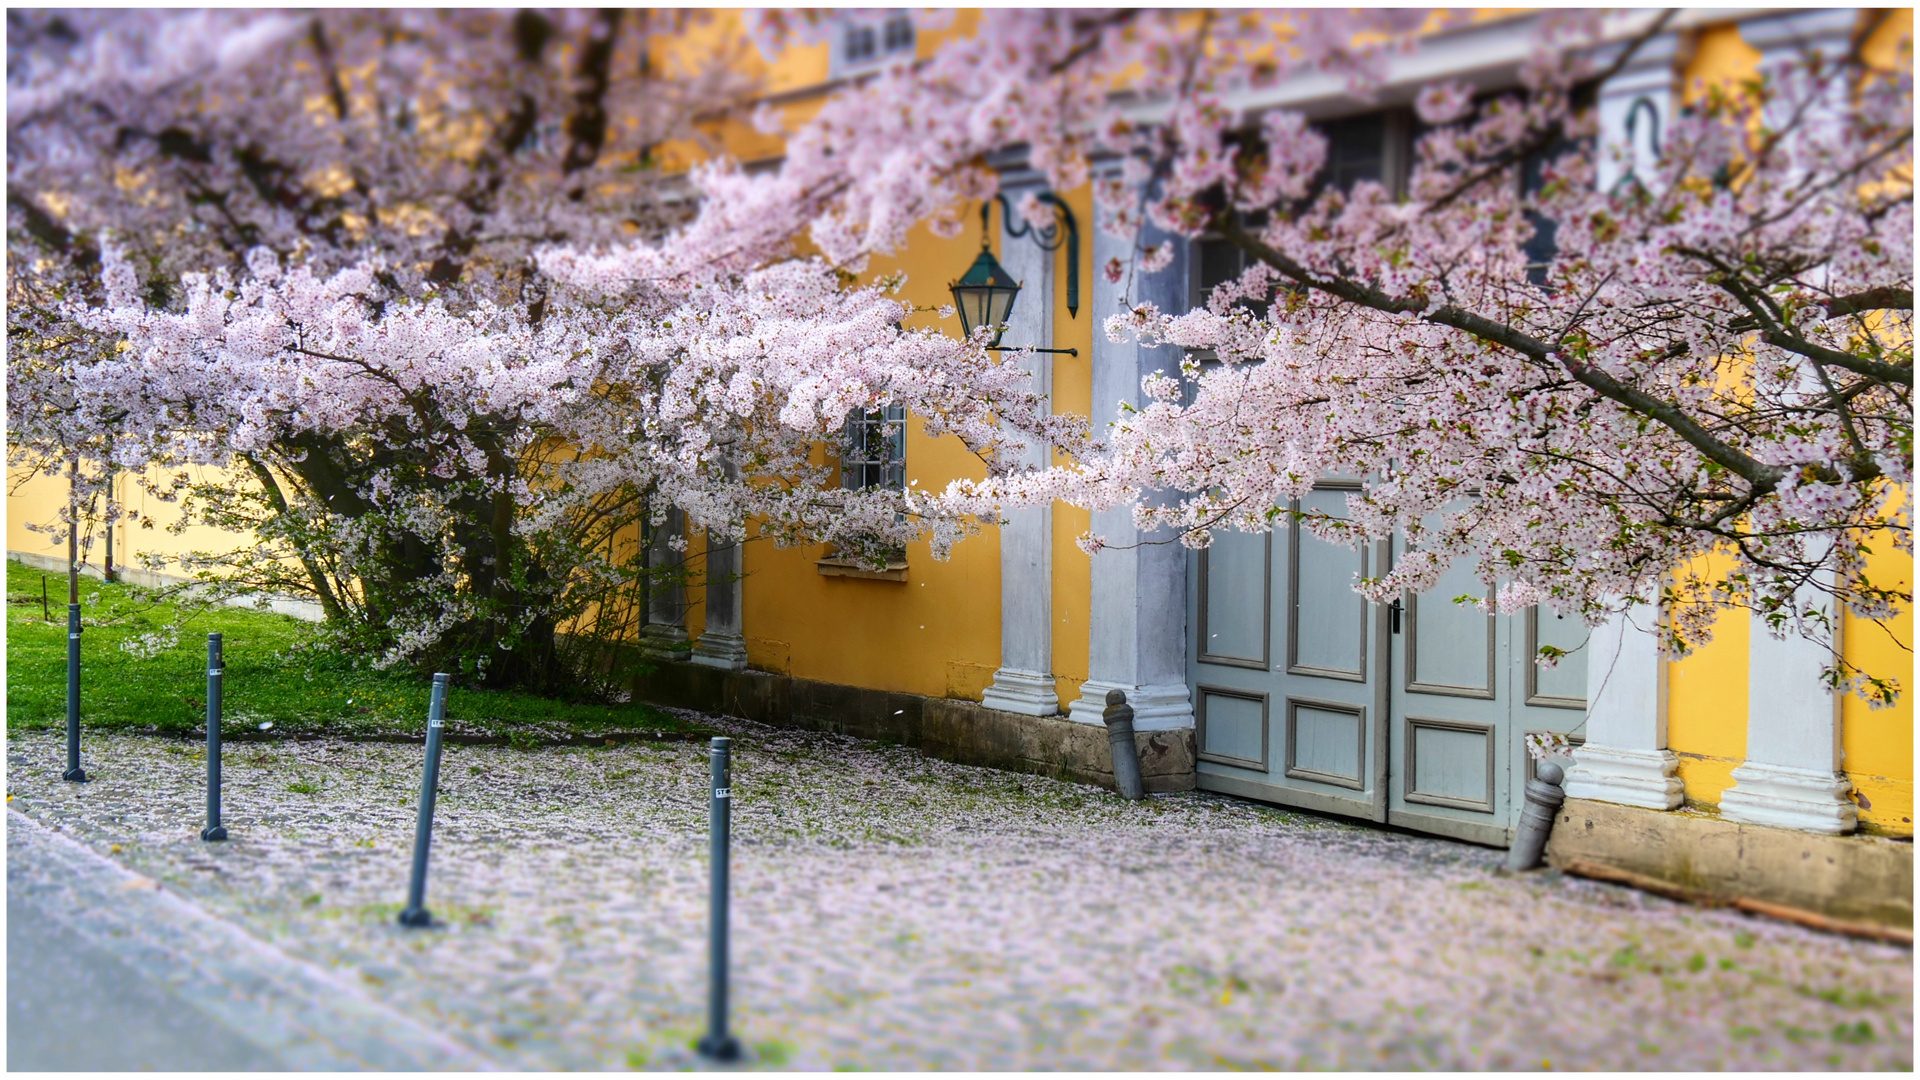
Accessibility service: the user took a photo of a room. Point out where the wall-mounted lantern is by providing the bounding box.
[948,192,1079,356]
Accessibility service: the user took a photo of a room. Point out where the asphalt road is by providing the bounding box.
[6,808,495,1072]
[8,888,280,1071]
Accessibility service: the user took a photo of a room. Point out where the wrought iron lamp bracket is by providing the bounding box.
[986,191,1080,321]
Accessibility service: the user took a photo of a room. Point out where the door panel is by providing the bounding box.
[1288,487,1370,680]
[1286,697,1368,788]
[1405,554,1495,698]
[1196,686,1267,770]
[1190,482,1386,822]
[1388,531,1511,845]
[1189,490,1591,846]
[1405,717,1496,811]
[1198,530,1269,668]
[1525,608,1588,707]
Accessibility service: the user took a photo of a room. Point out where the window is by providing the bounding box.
[845,24,876,64]
[820,405,910,579]
[1192,107,1414,323]
[1519,130,1586,285]
[834,13,915,77]
[841,404,906,492]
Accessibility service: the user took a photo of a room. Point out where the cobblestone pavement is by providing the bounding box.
[7,719,1912,1071]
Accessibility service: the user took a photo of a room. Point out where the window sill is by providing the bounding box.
[816,557,909,582]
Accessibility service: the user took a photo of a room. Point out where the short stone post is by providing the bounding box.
[1102,690,1145,800]
[1504,762,1567,872]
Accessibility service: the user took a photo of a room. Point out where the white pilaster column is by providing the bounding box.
[690,532,749,671]
[639,506,692,662]
[1564,596,1684,808]
[1065,193,1193,732]
[690,459,749,671]
[1592,19,1680,195]
[981,180,1060,716]
[1719,558,1857,833]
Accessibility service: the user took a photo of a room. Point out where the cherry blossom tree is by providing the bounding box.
[8,9,1068,690]
[748,9,1911,702]
[13,8,1911,706]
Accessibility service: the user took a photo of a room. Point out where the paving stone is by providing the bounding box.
[6,721,1912,1070]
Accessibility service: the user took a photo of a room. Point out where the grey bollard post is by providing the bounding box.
[1102,689,1145,800]
[201,633,228,841]
[1503,761,1568,872]
[398,674,450,929]
[63,603,87,782]
[697,736,742,1062]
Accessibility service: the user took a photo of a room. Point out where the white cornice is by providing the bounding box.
[1118,9,1835,125]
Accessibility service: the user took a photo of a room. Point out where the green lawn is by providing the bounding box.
[5,561,702,744]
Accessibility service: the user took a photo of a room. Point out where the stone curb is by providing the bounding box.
[7,808,501,1071]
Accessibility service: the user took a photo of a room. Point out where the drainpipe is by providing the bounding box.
[1102,689,1145,800]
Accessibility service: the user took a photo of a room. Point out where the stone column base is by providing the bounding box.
[980,668,1059,716]
[637,625,691,663]
[1719,761,1858,834]
[1066,680,1193,731]
[1563,743,1685,810]
[689,631,749,672]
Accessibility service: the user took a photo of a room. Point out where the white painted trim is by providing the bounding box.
[1564,743,1686,810]
[980,668,1059,717]
[1120,9,1825,125]
[1720,762,1858,833]
[985,173,1061,714]
[1565,598,1683,809]
[1068,679,1193,732]
[1076,201,1196,734]
[1722,553,1855,832]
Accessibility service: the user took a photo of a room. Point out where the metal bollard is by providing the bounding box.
[398,674,450,929]
[1503,761,1568,872]
[697,736,742,1062]
[1102,689,1145,800]
[63,603,87,783]
[201,633,228,841]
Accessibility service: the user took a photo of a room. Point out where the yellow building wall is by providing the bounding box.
[1665,556,1749,813]
[734,210,1002,699]
[1838,11,1912,837]
[710,174,1095,703]
[1841,522,1913,835]
[7,463,264,578]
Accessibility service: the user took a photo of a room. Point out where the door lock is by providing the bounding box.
[1387,598,1403,634]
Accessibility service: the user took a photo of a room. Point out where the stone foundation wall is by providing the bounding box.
[1547,798,1914,931]
[631,660,1196,794]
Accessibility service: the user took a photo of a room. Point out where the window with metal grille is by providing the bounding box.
[841,404,907,492]
[882,14,914,53]
[835,15,914,77]
[844,23,876,64]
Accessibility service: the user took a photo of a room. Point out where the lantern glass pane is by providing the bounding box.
[987,285,1017,330]
[951,286,981,338]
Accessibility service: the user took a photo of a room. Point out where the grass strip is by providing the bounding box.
[5,560,708,746]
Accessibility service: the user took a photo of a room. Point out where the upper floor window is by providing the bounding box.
[1194,106,1415,319]
[842,404,907,492]
[834,13,915,77]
